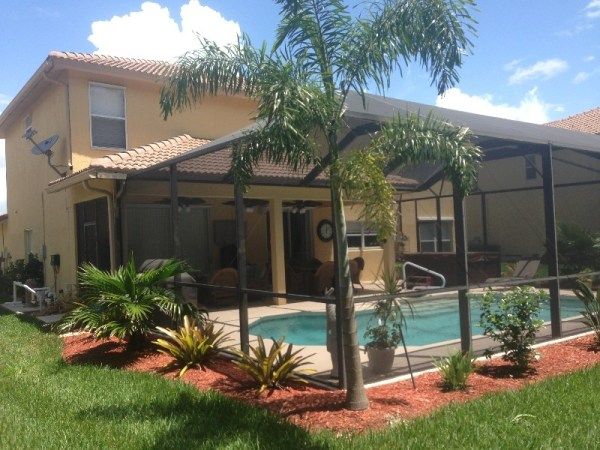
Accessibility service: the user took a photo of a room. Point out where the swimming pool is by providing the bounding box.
[249,296,584,347]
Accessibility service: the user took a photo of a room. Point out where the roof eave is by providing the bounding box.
[46,170,126,193]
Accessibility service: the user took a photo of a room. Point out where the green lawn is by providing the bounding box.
[2,311,600,449]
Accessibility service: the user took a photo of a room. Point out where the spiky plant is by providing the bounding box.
[574,280,600,344]
[154,315,233,377]
[59,257,199,350]
[434,349,476,391]
[234,336,315,394]
[161,0,480,410]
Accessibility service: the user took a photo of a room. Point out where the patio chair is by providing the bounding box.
[209,267,239,306]
[139,259,198,305]
[351,257,365,290]
[314,259,361,294]
[485,259,540,284]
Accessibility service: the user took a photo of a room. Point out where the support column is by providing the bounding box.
[383,202,398,275]
[268,198,287,305]
[234,180,249,353]
[542,145,562,338]
[169,164,181,259]
[453,192,471,352]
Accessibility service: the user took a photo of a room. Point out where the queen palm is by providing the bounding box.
[160,0,480,410]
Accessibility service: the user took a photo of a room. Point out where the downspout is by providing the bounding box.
[83,180,117,270]
[42,61,73,171]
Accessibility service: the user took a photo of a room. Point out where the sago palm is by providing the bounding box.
[160,0,480,410]
[59,257,198,350]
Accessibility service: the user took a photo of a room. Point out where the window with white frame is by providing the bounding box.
[346,221,380,249]
[417,220,453,252]
[90,84,126,149]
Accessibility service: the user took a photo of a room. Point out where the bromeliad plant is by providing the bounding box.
[434,350,476,391]
[154,315,232,377]
[573,280,600,344]
[59,257,200,350]
[479,287,546,370]
[234,336,315,394]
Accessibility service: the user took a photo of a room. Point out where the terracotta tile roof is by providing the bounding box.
[89,135,209,172]
[49,51,175,78]
[547,107,600,134]
[49,134,418,189]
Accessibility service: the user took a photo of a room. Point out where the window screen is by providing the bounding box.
[346,221,380,249]
[418,220,454,252]
[90,84,126,149]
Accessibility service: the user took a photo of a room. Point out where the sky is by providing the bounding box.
[0,0,599,213]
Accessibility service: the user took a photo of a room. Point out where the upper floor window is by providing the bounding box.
[90,83,126,149]
[347,221,380,249]
[418,220,453,252]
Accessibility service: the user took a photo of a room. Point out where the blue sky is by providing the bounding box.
[0,1,599,212]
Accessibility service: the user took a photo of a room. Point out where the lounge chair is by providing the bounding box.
[485,259,540,284]
[351,257,365,290]
[209,267,239,306]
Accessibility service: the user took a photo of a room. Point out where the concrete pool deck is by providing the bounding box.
[206,288,591,386]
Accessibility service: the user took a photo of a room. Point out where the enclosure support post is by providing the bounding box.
[435,196,443,252]
[331,212,347,390]
[169,164,181,260]
[453,192,471,352]
[234,180,250,354]
[542,144,562,338]
[481,193,488,254]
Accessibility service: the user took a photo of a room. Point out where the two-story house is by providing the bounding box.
[1,51,599,301]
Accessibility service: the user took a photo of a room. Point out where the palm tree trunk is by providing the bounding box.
[330,166,369,411]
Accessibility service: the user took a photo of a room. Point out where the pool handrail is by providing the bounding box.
[401,262,446,289]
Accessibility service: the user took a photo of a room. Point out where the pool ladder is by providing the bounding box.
[401,262,446,289]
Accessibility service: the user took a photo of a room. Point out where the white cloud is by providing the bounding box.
[586,0,600,19]
[584,55,596,62]
[507,59,569,85]
[573,67,600,84]
[436,87,560,124]
[88,0,241,61]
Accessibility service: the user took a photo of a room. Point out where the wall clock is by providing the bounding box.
[317,219,334,242]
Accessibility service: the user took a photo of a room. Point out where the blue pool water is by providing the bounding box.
[249,296,584,347]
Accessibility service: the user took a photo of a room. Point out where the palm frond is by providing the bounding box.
[339,0,477,96]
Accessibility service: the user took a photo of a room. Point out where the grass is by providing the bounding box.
[2,311,600,449]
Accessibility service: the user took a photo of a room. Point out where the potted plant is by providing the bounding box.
[364,269,409,374]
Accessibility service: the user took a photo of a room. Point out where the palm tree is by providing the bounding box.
[59,257,199,350]
[160,0,480,410]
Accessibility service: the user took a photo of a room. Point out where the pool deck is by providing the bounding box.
[207,287,590,387]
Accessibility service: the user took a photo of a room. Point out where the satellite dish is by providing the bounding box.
[30,134,59,156]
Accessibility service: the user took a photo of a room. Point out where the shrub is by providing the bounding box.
[479,286,546,370]
[154,315,232,377]
[573,280,600,344]
[0,254,45,299]
[59,257,200,350]
[434,350,476,391]
[555,223,600,275]
[234,336,314,394]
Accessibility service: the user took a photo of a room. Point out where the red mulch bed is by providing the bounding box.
[62,334,600,433]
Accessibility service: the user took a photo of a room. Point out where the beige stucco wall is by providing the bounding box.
[66,70,256,171]
[399,150,600,259]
